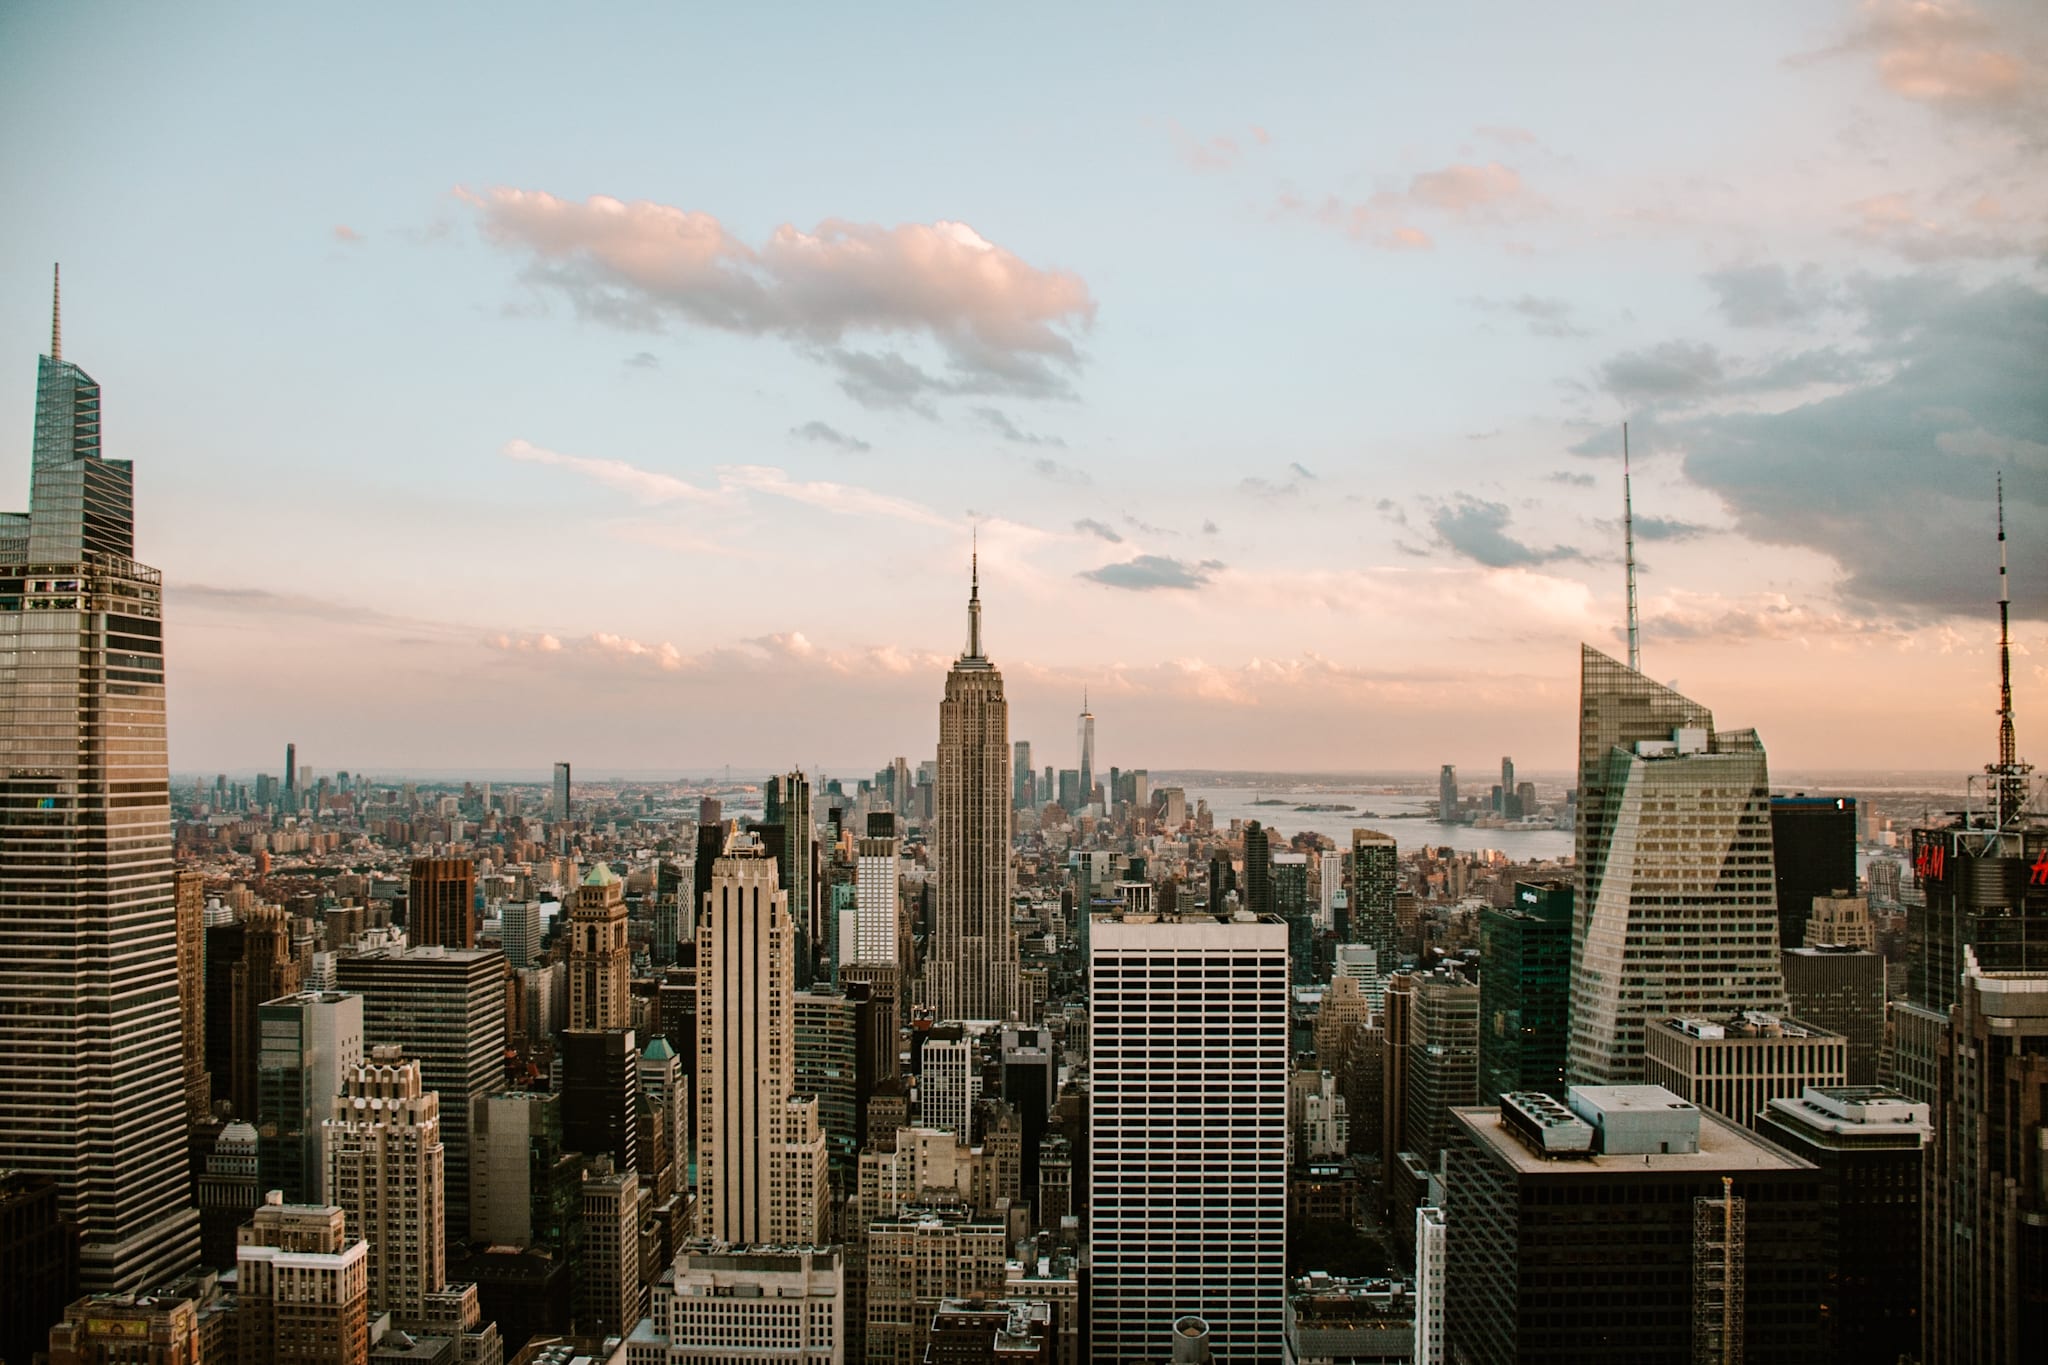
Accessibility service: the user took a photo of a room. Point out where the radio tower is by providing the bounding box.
[1988,473,2032,828]
[1623,422,1640,672]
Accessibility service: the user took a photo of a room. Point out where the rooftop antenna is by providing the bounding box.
[1988,472,2032,829]
[50,263,61,361]
[966,525,983,659]
[1623,422,1640,672]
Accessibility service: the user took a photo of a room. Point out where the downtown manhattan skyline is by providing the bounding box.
[3,1,2045,779]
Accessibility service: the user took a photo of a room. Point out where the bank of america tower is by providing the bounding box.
[0,269,200,1289]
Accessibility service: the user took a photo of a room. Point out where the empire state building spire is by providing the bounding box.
[966,530,984,660]
[1989,473,2032,829]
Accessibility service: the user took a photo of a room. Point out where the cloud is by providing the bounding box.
[1028,456,1091,485]
[1607,514,1710,542]
[1408,162,1532,216]
[1476,125,1539,146]
[1079,554,1221,591]
[173,583,457,635]
[1703,264,1832,327]
[974,406,1066,446]
[1201,519,1221,534]
[1813,0,2047,127]
[1598,340,1727,405]
[1277,157,1547,253]
[1240,476,1300,498]
[502,438,716,504]
[1629,274,2048,615]
[625,350,660,368]
[333,225,364,245]
[1472,293,1586,338]
[1430,497,1584,568]
[1074,517,1123,543]
[463,187,1096,404]
[790,420,871,452]
[1846,191,2044,262]
[1167,120,1244,172]
[1548,470,1597,487]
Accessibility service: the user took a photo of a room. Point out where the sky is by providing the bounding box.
[1,1,2044,778]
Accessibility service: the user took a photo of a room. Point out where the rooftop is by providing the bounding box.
[1455,1102,1810,1176]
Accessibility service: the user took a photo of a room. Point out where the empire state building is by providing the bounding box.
[926,552,1020,1022]
[0,270,201,1290]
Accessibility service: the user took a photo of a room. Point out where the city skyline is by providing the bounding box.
[2,2,2043,774]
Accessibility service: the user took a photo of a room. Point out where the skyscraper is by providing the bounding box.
[1347,830,1396,967]
[1076,693,1095,809]
[552,761,571,823]
[1567,647,1787,1085]
[1769,796,1858,949]
[928,552,1019,1023]
[1477,881,1572,1103]
[1242,820,1273,919]
[408,856,476,950]
[0,273,201,1291]
[322,1045,446,1320]
[855,811,902,965]
[1498,755,1514,813]
[768,769,816,974]
[258,990,366,1203]
[286,741,298,806]
[696,838,829,1246]
[235,1195,371,1365]
[567,863,630,1031]
[1013,740,1033,809]
[1089,908,1289,1363]
[1437,765,1457,822]
[176,869,212,1122]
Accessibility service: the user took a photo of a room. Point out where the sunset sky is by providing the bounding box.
[2,2,2043,777]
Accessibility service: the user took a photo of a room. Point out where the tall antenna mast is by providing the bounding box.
[1989,473,2031,828]
[1623,422,1640,672]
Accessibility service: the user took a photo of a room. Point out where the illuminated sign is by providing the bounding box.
[2031,852,2048,887]
[1914,839,1947,885]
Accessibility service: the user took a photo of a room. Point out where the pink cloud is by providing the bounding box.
[1802,2,2046,126]
[1407,161,1532,216]
[333,225,364,244]
[461,187,1095,401]
[501,438,718,505]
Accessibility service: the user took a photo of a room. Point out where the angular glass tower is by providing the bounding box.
[0,270,201,1289]
[1567,646,1787,1084]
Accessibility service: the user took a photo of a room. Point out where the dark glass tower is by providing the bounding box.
[1477,880,1573,1103]
[1769,796,1857,948]
[0,269,201,1291]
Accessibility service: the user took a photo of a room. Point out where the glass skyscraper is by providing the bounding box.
[1567,646,1787,1085]
[0,273,201,1289]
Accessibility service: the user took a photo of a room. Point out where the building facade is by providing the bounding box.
[1568,647,1789,1085]
[0,288,202,1290]
[928,559,1020,1022]
[1643,1013,1848,1129]
[408,857,476,951]
[568,863,631,1031]
[321,1045,445,1320]
[1477,881,1571,1103]
[1089,912,1289,1363]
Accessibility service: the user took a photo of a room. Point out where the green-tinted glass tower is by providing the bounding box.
[1477,880,1573,1103]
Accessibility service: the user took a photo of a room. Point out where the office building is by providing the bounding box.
[232,902,306,1117]
[1348,831,1396,965]
[1076,696,1095,809]
[578,1156,641,1339]
[46,1290,202,1365]
[1089,910,1288,1363]
[1403,968,1479,1163]
[793,987,860,1177]
[928,555,1021,1023]
[920,1033,980,1144]
[925,1299,1052,1363]
[1769,796,1857,950]
[1436,766,1457,822]
[855,812,902,966]
[1415,1207,1445,1365]
[1923,946,2048,1363]
[2,309,209,1288]
[470,1090,578,1250]
[235,1194,371,1365]
[499,899,542,970]
[258,990,366,1202]
[639,1034,687,1199]
[335,946,506,1238]
[1241,820,1273,922]
[866,1206,1009,1364]
[1780,945,1884,1085]
[767,769,817,974]
[1568,647,1788,1085]
[551,762,571,823]
[1802,892,1874,949]
[696,839,828,1246]
[1271,852,1311,983]
[1444,1087,1821,1364]
[1477,881,1571,1103]
[1755,1086,1930,1365]
[1,1170,77,1365]
[568,864,631,1031]
[1905,821,2048,1012]
[1644,1013,1848,1129]
[640,1244,843,1363]
[196,1122,263,1270]
[321,1045,444,1320]
[1282,1274,1417,1365]
[175,870,211,1122]
[408,857,476,951]
[559,1028,641,1174]
[1013,741,1034,809]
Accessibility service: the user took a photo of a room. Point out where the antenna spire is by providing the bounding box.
[1623,422,1640,672]
[966,526,984,659]
[1989,472,2031,827]
[50,263,61,361]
